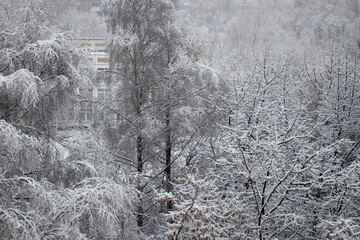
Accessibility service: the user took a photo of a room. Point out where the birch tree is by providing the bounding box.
[102,0,183,228]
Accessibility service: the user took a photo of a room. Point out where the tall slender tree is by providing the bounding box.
[102,0,181,228]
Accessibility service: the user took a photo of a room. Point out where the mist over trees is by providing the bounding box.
[1,0,360,239]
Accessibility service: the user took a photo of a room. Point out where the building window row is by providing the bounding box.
[77,109,121,123]
[79,88,112,100]
[91,2,101,7]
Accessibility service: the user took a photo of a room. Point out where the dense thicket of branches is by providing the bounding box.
[0,0,138,239]
[1,0,360,239]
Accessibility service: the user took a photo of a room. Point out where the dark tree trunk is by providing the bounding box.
[165,106,173,212]
[137,132,143,227]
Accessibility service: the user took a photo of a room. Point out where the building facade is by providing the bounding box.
[62,38,115,128]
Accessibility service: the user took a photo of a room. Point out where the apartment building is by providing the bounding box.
[52,0,102,14]
[59,37,115,128]
[52,0,115,128]
[81,39,109,70]
[77,38,115,127]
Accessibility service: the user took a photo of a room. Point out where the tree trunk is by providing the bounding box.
[137,132,143,227]
[165,106,173,212]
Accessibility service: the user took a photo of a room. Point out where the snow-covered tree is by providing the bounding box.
[0,120,138,239]
[0,1,139,239]
[164,166,248,239]
[102,0,181,228]
[295,41,360,239]
[202,39,360,239]
[102,0,216,231]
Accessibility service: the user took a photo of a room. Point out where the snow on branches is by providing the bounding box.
[165,167,248,239]
[0,70,41,109]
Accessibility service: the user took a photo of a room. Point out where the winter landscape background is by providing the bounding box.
[0,0,360,239]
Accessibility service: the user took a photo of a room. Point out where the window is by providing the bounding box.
[98,88,111,100]
[97,57,109,63]
[80,109,93,122]
[95,43,105,47]
[91,2,101,7]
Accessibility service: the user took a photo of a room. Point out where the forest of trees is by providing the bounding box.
[0,0,360,239]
